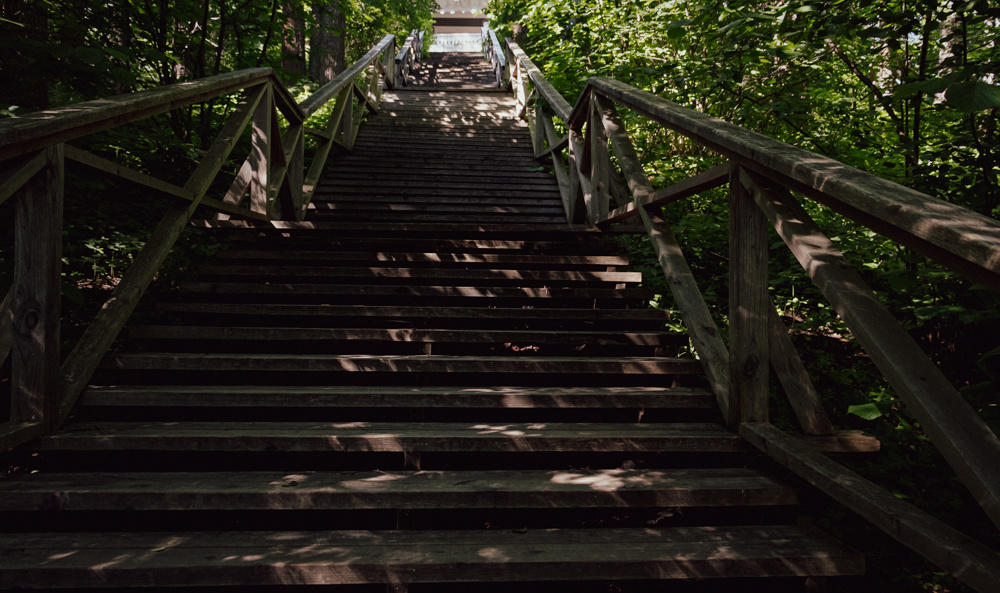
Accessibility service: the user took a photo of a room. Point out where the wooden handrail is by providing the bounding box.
[586,76,1000,290]
[503,37,1000,589]
[394,30,423,87]
[0,33,402,452]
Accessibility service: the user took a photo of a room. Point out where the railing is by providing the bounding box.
[394,29,424,87]
[503,37,1000,592]
[0,32,415,453]
[482,24,506,88]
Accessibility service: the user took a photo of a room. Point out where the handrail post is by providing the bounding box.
[12,144,64,431]
[727,162,769,426]
[249,83,272,215]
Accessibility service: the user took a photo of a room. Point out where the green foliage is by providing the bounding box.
[488,0,1000,587]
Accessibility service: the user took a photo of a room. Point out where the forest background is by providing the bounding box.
[2,0,1000,590]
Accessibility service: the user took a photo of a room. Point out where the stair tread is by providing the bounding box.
[98,353,703,374]
[35,421,746,452]
[79,385,716,408]
[0,526,864,587]
[0,468,795,510]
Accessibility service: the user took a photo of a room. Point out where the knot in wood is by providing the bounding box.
[742,354,759,377]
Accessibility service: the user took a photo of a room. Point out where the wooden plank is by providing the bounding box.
[742,422,1000,592]
[156,304,669,323]
[0,526,861,588]
[249,84,272,215]
[745,170,1000,530]
[199,221,601,234]
[0,468,796,511]
[0,286,13,365]
[767,304,836,436]
[594,95,653,217]
[12,144,63,430]
[126,326,680,348]
[35,421,746,453]
[0,150,45,206]
[586,77,1000,288]
[194,266,642,284]
[0,421,45,453]
[79,385,715,409]
[64,145,196,201]
[587,96,611,223]
[98,353,704,375]
[299,34,395,118]
[214,250,628,266]
[504,41,573,122]
[637,206,731,420]
[727,163,769,426]
[174,283,651,304]
[600,163,729,225]
[0,69,272,161]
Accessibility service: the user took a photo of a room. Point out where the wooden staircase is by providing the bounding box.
[0,83,864,589]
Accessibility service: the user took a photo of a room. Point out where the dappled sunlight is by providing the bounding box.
[548,468,665,492]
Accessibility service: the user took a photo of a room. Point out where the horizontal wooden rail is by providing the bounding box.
[394,30,423,87]
[584,76,1000,290]
[0,32,405,452]
[504,37,1000,590]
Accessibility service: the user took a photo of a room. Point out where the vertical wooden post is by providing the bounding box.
[342,90,355,144]
[12,145,64,430]
[588,98,611,222]
[249,83,272,215]
[727,162,769,426]
[288,125,305,221]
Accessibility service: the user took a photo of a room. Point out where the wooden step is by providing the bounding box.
[78,385,716,409]
[193,266,641,286]
[34,421,746,453]
[0,526,863,588]
[98,354,703,375]
[212,250,629,268]
[125,327,682,348]
[0,468,796,511]
[172,283,651,307]
[201,220,601,236]
[156,304,670,323]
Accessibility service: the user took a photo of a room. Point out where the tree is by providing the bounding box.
[310,0,346,84]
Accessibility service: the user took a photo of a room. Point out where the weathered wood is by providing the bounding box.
[587,95,612,223]
[744,170,1000,530]
[586,77,1000,288]
[79,385,715,409]
[0,421,45,453]
[214,250,628,266]
[35,421,746,453]
[727,163,769,426]
[767,304,836,436]
[637,206,731,419]
[64,144,196,201]
[0,69,273,161]
[600,163,729,225]
[0,150,45,206]
[249,84,272,215]
[12,144,63,430]
[127,326,679,348]
[58,86,266,422]
[99,353,704,376]
[0,286,13,365]
[594,95,652,216]
[303,86,352,207]
[742,422,1000,593]
[299,34,395,118]
[0,526,862,588]
[504,41,573,122]
[195,266,641,285]
[0,468,796,511]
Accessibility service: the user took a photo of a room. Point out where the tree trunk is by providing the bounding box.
[309,1,345,85]
[282,0,307,80]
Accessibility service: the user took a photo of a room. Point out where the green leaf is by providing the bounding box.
[848,403,884,420]
[946,81,1000,113]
